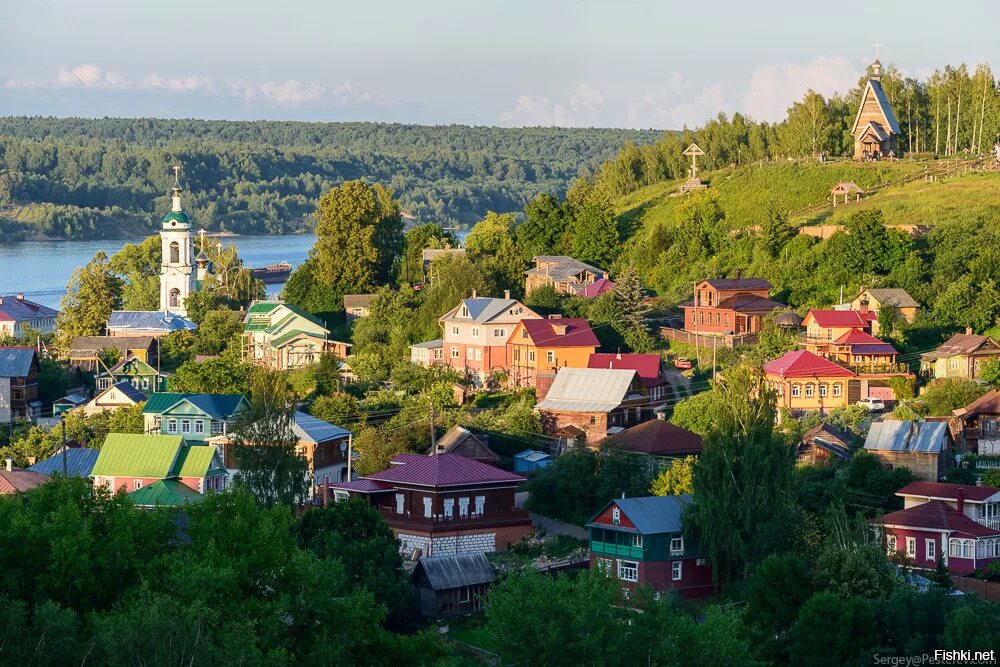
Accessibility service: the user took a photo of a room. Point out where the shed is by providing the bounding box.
[513,449,552,474]
[433,426,498,465]
[412,552,495,617]
[53,393,88,415]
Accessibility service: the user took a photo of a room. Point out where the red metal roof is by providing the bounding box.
[0,468,48,494]
[763,349,856,378]
[609,419,702,456]
[897,482,1000,503]
[806,310,875,328]
[578,278,615,298]
[588,353,664,388]
[878,500,1000,538]
[833,329,898,354]
[328,478,394,493]
[363,453,525,488]
[518,318,600,348]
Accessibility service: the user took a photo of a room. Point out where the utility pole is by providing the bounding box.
[346,433,353,481]
[60,415,68,478]
[712,336,718,380]
[429,405,437,453]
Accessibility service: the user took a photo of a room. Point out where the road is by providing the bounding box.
[515,491,589,540]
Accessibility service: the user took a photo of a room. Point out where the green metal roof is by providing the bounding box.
[170,445,221,478]
[142,392,190,414]
[161,211,191,225]
[142,392,246,420]
[128,479,204,507]
[270,329,326,347]
[92,434,185,477]
[247,302,281,315]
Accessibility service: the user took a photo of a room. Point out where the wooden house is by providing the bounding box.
[801,309,876,346]
[952,390,1000,455]
[243,301,350,371]
[67,336,157,373]
[606,416,702,459]
[587,495,714,600]
[82,381,147,416]
[797,423,853,466]
[0,347,39,424]
[535,367,654,443]
[920,330,1000,380]
[432,426,498,465]
[680,278,783,336]
[97,354,168,392]
[852,288,919,329]
[412,553,495,618]
[507,317,600,388]
[142,392,248,442]
[525,256,607,296]
[410,339,445,368]
[764,349,857,414]
[343,294,377,322]
[863,420,951,482]
[852,59,901,160]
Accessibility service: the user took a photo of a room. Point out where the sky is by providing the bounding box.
[3,0,999,129]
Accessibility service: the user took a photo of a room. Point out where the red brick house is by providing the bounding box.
[588,353,671,405]
[329,453,531,557]
[535,367,653,443]
[587,495,714,600]
[680,278,783,335]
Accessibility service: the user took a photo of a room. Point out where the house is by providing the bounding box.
[876,500,1000,574]
[344,294,377,322]
[797,423,853,465]
[0,294,58,336]
[920,330,1000,380]
[852,57,900,159]
[588,353,671,404]
[851,288,919,329]
[438,292,540,383]
[91,433,228,495]
[243,301,351,371]
[53,393,88,415]
[67,336,157,373]
[513,449,551,474]
[0,347,40,423]
[0,461,49,494]
[412,552,495,618]
[82,381,147,416]
[128,479,205,508]
[507,317,600,388]
[801,309,876,346]
[587,495,714,600]
[764,349,857,414]
[606,416,703,460]
[896,482,1000,531]
[142,392,248,441]
[863,420,951,482]
[410,339,445,368]
[107,311,196,338]
[525,256,607,296]
[29,448,100,478]
[680,278,783,336]
[432,426,498,465]
[535,367,653,443]
[951,390,1000,454]
[330,453,531,557]
[97,354,168,392]
[809,328,900,371]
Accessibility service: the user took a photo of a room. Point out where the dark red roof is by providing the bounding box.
[328,478,394,493]
[518,318,600,348]
[879,500,1000,538]
[954,390,1000,418]
[609,419,702,456]
[578,278,615,298]
[703,278,772,291]
[763,349,856,378]
[716,293,785,313]
[588,353,664,388]
[0,468,48,494]
[807,310,875,328]
[897,482,1000,503]
[364,453,525,487]
[833,329,897,355]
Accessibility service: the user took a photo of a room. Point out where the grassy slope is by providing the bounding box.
[615,159,992,233]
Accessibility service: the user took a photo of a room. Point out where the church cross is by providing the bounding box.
[874,41,881,60]
[172,165,181,184]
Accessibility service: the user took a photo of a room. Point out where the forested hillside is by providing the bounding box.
[0,117,660,240]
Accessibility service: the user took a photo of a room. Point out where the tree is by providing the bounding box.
[232,369,310,507]
[55,252,123,348]
[109,235,161,311]
[918,378,987,416]
[168,351,251,395]
[191,310,243,356]
[812,511,899,600]
[516,193,570,259]
[650,456,696,496]
[685,366,797,582]
[744,552,814,637]
[465,211,525,296]
[789,593,876,666]
[669,391,719,436]
[979,358,1000,389]
[612,267,653,351]
[571,204,620,268]
[524,283,562,313]
[402,222,454,284]
[759,207,796,257]
[780,90,834,156]
[37,357,71,405]
[830,209,912,278]
[310,392,359,425]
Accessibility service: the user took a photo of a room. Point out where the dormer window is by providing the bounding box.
[461,306,469,317]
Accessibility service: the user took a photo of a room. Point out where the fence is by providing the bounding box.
[953,576,1000,602]
[660,327,758,349]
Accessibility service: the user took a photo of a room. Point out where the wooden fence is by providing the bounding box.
[953,576,1000,602]
[660,327,758,349]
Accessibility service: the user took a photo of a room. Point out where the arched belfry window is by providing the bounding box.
[169,241,180,264]
[169,288,181,308]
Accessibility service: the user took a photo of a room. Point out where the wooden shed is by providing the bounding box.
[412,552,495,618]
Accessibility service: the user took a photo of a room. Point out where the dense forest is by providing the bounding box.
[0,117,659,240]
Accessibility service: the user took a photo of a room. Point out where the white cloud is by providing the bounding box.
[625,73,730,129]
[142,73,218,93]
[742,55,858,122]
[54,64,130,88]
[500,82,607,127]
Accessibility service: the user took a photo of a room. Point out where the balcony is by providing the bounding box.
[376,506,530,532]
[591,540,643,559]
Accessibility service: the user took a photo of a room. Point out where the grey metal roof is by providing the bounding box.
[864,420,948,453]
[862,288,919,309]
[410,339,443,349]
[462,297,520,322]
[108,311,197,332]
[68,336,155,355]
[414,552,495,590]
[0,347,36,377]
[293,410,351,444]
[535,367,637,413]
[0,295,58,320]
[104,380,149,403]
[515,449,550,462]
[587,495,691,535]
[29,448,100,477]
[527,256,605,281]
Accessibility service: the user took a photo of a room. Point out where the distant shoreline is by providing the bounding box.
[0,230,314,245]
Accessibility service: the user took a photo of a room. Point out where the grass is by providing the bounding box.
[445,615,495,653]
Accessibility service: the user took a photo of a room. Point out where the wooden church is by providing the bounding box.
[852,57,901,160]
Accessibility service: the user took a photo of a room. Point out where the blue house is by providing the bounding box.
[514,449,551,474]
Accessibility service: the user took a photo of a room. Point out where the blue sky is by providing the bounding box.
[2,0,998,128]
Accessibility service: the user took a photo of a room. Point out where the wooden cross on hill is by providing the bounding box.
[682,143,705,179]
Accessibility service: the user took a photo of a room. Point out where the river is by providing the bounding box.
[0,234,318,309]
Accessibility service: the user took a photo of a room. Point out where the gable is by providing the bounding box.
[590,501,637,530]
[852,80,901,136]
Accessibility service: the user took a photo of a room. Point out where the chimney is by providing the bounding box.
[966,327,973,336]
[734,269,741,280]
[471,289,477,299]
[16,293,24,301]
[4,458,11,472]
[956,487,965,515]
[616,350,622,360]
[859,296,869,316]
[504,289,510,299]
[548,313,562,319]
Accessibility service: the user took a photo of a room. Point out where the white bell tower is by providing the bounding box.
[159,166,196,316]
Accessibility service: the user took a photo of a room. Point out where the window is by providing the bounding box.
[451,347,459,358]
[671,561,682,581]
[395,493,404,514]
[181,419,191,434]
[443,498,455,518]
[459,497,470,517]
[618,560,638,582]
[825,328,833,341]
[467,348,475,360]
[513,348,520,362]
[906,537,916,557]
[612,507,621,525]
[833,384,842,397]
[791,384,801,398]
[134,480,143,491]
[528,350,536,362]
[195,420,204,434]
[589,415,597,425]
[474,349,482,361]
[211,421,224,435]
[422,497,433,518]
[853,355,863,363]
[169,288,181,308]
[169,241,180,263]
[631,534,643,548]
[546,351,555,364]
[819,384,828,397]
[475,496,485,515]
[493,328,505,338]
[926,538,936,561]
[472,327,480,338]
[167,418,177,434]
[451,326,459,336]
[805,384,814,398]
[670,537,684,556]
[887,534,897,554]
[521,329,529,339]
[949,359,958,370]
[460,306,469,317]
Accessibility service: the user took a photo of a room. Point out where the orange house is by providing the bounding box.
[507,317,600,388]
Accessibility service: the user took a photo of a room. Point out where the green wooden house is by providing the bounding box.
[142,392,248,441]
[97,354,169,392]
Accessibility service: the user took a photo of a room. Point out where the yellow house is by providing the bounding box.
[507,317,600,388]
[921,331,1000,380]
[851,288,919,335]
[764,349,857,414]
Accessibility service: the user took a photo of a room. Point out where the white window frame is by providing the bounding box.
[596,558,612,575]
[493,328,505,338]
[805,384,814,398]
[887,534,897,554]
[528,350,536,363]
[451,326,460,336]
[467,348,475,360]
[459,497,470,517]
[546,350,555,364]
[906,537,916,557]
[471,327,479,338]
[167,418,177,434]
[925,538,936,561]
[474,495,485,515]
[474,348,482,361]
[631,534,643,548]
[194,420,204,434]
[423,497,433,518]
[451,347,459,359]
[791,384,801,398]
[819,384,828,397]
[181,419,191,434]
[670,536,684,556]
[395,493,404,514]
[612,507,621,525]
[617,560,638,583]
[134,480,142,491]
[833,383,842,397]
[671,560,682,581]
[443,498,455,518]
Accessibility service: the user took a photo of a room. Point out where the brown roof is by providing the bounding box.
[434,426,498,465]
[343,294,377,309]
[68,336,155,357]
[702,278,772,291]
[608,419,703,456]
[923,333,1000,360]
[878,500,1000,538]
[953,390,1000,418]
[0,468,49,494]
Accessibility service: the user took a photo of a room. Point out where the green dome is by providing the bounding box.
[161,211,191,227]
